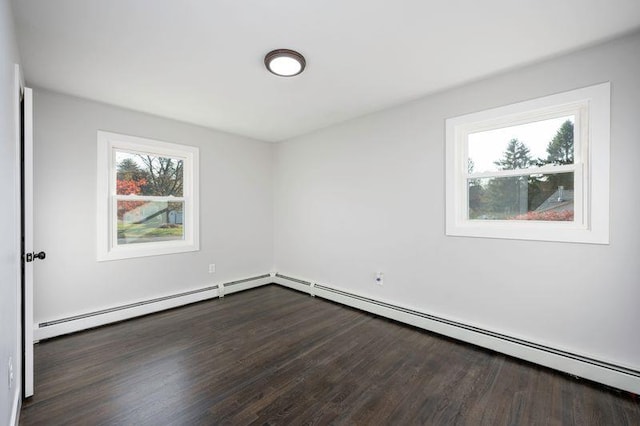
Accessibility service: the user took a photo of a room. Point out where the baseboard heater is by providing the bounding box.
[35,274,271,341]
[274,273,640,395]
[33,272,639,394]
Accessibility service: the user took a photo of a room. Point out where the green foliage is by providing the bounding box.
[468,121,575,219]
[544,119,574,190]
[116,154,184,227]
[116,154,184,197]
[118,222,183,240]
[467,158,485,217]
[482,176,525,218]
[546,120,574,165]
[493,138,532,170]
[117,158,147,182]
[478,138,534,217]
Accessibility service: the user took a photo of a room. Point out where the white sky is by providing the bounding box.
[116,151,144,168]
[468,115,573,173]
[115,150,183,169]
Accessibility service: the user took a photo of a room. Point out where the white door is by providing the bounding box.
[23,86,35,398]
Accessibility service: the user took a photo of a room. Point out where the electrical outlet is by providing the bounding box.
[8,357,13,390]
[208,264,216,273]
[375,272,384,285]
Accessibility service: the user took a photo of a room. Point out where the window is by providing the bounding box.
[446,83,610,244]
[97,131,199,260]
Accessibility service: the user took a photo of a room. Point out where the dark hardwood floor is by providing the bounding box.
[20,285,639,425]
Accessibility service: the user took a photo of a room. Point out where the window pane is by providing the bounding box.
[468,172,574,221]
[468,116,574,173]
[115,151,184,196]
[117,200,184,244]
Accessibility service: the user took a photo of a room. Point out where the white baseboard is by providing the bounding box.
[34,274,271,341]
[274,274,640,395]
[30,272,640,394]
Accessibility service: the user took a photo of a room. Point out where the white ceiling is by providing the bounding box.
[12,0,640,142]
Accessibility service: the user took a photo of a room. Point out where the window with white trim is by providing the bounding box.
[446,83,610,244]
[97,131,199,260]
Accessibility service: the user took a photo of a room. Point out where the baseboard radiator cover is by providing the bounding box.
[274,273,313,293]
[222,274,272,296]
[274,274,640,395]
[35,274,272,341]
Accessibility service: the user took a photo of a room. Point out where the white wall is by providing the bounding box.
[274,32,640,372]
[32,90,274,323]
[0,0,21,423]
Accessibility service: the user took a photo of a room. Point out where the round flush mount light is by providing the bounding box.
[264,49,306,77]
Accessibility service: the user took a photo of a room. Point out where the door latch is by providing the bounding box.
[25,251,46,263]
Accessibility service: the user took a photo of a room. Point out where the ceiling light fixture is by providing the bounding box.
[264,49,306,77]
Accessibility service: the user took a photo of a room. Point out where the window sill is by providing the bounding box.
[446,220,608,245]
[97,240,199,262]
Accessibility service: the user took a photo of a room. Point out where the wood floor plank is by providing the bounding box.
[20,285,640,425]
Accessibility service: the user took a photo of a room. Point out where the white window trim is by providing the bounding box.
[445,82,610,244]
[97,131,200,261]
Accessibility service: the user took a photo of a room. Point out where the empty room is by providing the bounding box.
[2,0,640,424]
